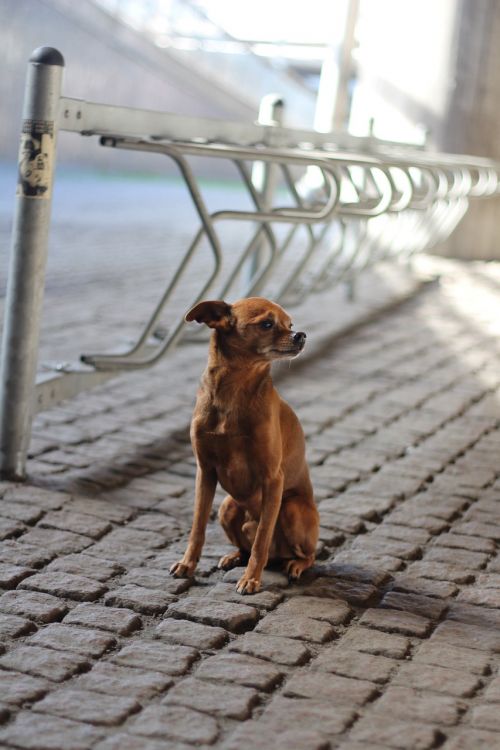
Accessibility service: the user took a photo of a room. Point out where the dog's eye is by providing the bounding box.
[260,320,273,330]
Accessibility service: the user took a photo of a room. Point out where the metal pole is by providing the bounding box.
[245,94,284,292]
[0,47,64,480]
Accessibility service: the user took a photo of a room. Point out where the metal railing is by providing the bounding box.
[1,46,499,479]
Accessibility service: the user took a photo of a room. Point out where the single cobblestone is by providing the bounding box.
[167,597,259,632]
[155,617,229,649]
[0,710,104,749]
[223,722,336,750]
[255,611,335,642]
[283,669,378,705]
[372,685,462,725]
[94,734,193,750]
[67,497,135,523]
[0,516,26,539]
[34,687,140,726]
[3,486,68,509]
[74,661,173,700]
[434,532,496,554]
[0,611,36,638]
[20,527,94,554]
[297,576,380,607]
[0,644,90,681]
[164,676,258,719]
[39,510,112,539]
[0,590,68,623]
[111,640,198,675]
[483,674,500,701]
[312,645,398,683]
[104,584,176,614]
[0,562,35,588]
[424,546,489,570]
[349,714,443,749]
[46,553,124,581]
[370,522,431,545]
[228,632,311,665]
[0,540,55,568]
[128,513,182,538]
[442,728,500,749]
[385,509,450,534]
[414,640,491,674]
[319,511,365,534]
[431,618,500,652]
[225,695,357,745]
[195,652,283,691]
[470,703,500,731]
[393,662,482,697]
[334,549,404,573]
[476,572,500,588]
[316,561,392,587]
[457,585,500,608]
[339,625,411,659]
[408,560,475,584]
[276,595,352,624]
[29,623,116,657]
[19,571,107,601]
[351,536,422,560]
[359,607,432,636]
[64,603,142,634]
[0,671,50,705]
[447,601,500,627]
[119,567,192,594]
[453,520,500,540]
[129,704,219,745]
[0,501,44,524]
[392,574,458,599]
[381,590,448,620]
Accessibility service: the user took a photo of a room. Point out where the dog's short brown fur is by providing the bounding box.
[170,296,319,594]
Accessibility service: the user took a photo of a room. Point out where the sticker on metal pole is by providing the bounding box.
[16,119,55,199]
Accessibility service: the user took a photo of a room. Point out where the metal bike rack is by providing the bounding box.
[1,46,500,479]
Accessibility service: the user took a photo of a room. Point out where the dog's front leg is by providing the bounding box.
[236,472,284,594]
[170,465,217,578]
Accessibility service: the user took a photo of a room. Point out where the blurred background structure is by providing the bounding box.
[2,0,500,257]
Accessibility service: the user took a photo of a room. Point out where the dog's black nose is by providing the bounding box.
[293,331,306,345]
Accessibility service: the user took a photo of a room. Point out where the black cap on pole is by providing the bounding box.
[29,47,65,66]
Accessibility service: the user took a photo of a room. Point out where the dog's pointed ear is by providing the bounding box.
[185,300,234,330]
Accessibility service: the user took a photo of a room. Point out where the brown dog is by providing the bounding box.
[170,296,319,594]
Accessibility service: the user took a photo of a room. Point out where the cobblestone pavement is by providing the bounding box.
[1,257,500,749]
[0,264,500,750]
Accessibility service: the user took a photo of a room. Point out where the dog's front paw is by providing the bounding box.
[169,560,196,578]
[236,574,261,595]
[218,550,244,570]
[285,557,315,581]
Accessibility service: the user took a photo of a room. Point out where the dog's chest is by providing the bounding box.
[194,405,260,495]
[203,433,258,496]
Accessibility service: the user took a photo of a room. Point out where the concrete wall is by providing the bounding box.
[439,0,500,259]
[351,0,500,260]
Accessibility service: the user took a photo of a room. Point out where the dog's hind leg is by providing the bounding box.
[278,495,319,580]
[217,495,250,570]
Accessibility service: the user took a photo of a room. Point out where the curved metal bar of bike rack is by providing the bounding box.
[82,140,350,369]
[83,136,500,372]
